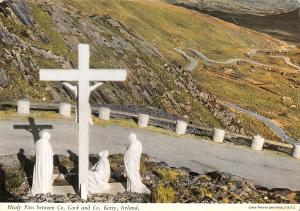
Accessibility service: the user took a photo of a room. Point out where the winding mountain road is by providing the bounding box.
[224,102,298,144]
[175,46,300,72]
[175,48,198,71]
[0,118,300,191]
[189,48,273,68]
[175,46,299,143]
[271,55,300,71]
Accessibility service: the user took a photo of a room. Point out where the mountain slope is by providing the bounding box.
[65,0,282,61]
[169,0,300,44]
[166,0,300,15]
[0,0,299,141]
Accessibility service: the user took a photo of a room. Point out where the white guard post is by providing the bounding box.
[39,44,127,199]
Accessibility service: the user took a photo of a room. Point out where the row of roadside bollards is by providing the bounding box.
[16,100,300,160]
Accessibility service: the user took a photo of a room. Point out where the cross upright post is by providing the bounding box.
[39,44,127,199]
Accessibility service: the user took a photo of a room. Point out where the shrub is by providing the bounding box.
[152,183,175,203]
[5,167,26,192]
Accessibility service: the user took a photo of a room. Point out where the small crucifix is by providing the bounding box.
[62,81,103,125]
[39,44,127,199]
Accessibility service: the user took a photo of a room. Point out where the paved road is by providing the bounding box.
[224,102,298,144]
[176,46,300,72]
[0,118,299,190]
[271,55,300,71]
[190,48,273,68]
[175,48,198,71]
[175,46,299,143]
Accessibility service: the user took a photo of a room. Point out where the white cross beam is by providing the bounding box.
[39,44,126,199]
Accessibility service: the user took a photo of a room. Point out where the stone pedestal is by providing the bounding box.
[59,103,71,117]
[53,186,76,195]
[213,128,225,143]
[98,107,111,120]
[176,120,187,135]
[17,100,30,115]
[251,135,265,151]
[52,183,125,196]
[138,114,149,128]
[292,144,300,159]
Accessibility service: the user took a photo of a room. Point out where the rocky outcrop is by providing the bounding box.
[1,154,298,203]
[0,0,245,133]
[161,64,244,133]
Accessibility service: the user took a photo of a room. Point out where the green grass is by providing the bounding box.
[194,69,286,117]
[95,118,184,137]
[4,166,26,192]
[234,112,280,141]
[193,64,300,140]
[0,110,72,121]
[29,3,71,59]
[65,0,281,61]
[152,167,183,181]
[1,0,298,141]
[152,183,176,203]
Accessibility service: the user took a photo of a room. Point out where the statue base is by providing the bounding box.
[52,183,126,196]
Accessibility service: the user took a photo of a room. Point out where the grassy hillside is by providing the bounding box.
[166,0,299,15]
[0,0,299,141]
[63,0,300,140]
[65,0,282,60]
[168,1,300,44]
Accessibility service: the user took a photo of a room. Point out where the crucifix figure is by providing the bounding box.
[62,82,103,125]
[39,44,127,199]
[13,117,53,143]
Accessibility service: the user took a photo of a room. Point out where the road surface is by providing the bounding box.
[0,118,299,190]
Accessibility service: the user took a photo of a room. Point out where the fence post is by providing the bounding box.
[292,144,300,159]
[176,120,187,135]
[59,103,72,117]
[251,135,265,151]
[213,128,225,143]
[98,107,111,121]
[17,100,30,115]
[138,114,149,128]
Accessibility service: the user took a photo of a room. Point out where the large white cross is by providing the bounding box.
[39,44,126,199]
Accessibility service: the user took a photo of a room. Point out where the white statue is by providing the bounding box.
[62,82,103,125]
[88,150,111,194]
[124,133,150,194]
[31,131,53,195]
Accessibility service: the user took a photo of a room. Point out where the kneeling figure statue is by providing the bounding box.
[88,150,111,194]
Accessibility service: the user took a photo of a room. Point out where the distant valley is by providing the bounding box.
[169,1,300,44]
[166,0,299,15]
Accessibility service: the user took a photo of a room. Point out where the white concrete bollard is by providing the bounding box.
[175,120,187,135]
[292,144,300,159]
[138,114,149,128]
[213,128,225,143]
[59,103,72,117]
[98,107,111,121]
[251,135,265,151]
[17,100,30,115]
